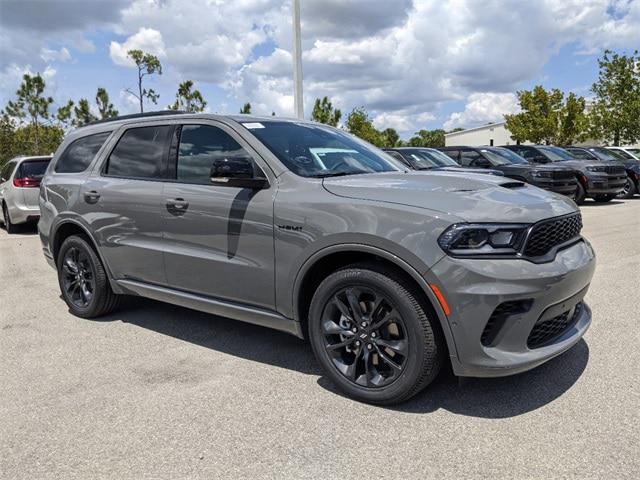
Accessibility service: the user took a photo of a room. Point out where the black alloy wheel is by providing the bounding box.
[321,286,408,388]
[573,181,586,204]
[617,176,637,199]
[61,246,95,308]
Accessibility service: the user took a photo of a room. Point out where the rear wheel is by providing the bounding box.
[1,203,17,234]
[57,235,120,318]
[573,182,586,204]
[308,263,443,405]
[617,176,637,199]
[594,194,616,203]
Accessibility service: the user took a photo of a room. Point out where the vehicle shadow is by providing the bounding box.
[580,199,626,207]
[97,296,589,419]
[1,223,39,235]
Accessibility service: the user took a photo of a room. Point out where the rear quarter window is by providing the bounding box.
[55,132,112,173]
[105,125,172,179]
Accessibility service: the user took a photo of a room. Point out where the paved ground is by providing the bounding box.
[1,198,639,479]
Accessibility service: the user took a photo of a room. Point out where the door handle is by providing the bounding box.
[84,190,100,204]
[166,198,189,211]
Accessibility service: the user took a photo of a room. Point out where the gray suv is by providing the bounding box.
[39,112,595,404]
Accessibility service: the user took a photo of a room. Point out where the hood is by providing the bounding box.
[433,166,504,176]
[323,171,577,223]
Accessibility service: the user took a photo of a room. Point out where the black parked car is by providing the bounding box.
[564,146,639,199]
[438,146,577,197]
[383,147,504,176]
[501,145,626,203]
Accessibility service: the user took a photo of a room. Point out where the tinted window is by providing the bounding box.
[242,121,398,178]
[459,150,482,167]
[610,149,633,159]
[441,150,459,161]
[176,125,255,184]
[106,126,172,179]
[55,132,111,173]
[566,149,594,160]
[1,162,16,181]
[484,147,527,164]
[18,159,50,179]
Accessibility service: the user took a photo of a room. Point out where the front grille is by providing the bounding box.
[523,213,582,257]
[604,165,625,175]
[481,300,532,346]
[550,170,574,180]
[527,302,583,349]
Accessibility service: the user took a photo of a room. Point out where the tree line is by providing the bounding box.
[2,49,638,168]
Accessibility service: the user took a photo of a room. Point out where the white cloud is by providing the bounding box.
[40,47,71,63]
[444,93,520,130]
[109,28,166,67]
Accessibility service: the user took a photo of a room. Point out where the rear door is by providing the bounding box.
[83,123,173,285]
[161,121,276,309]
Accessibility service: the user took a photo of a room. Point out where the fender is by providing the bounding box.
[292,243,460,360]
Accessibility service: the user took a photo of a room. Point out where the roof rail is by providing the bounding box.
[86,110,188,126]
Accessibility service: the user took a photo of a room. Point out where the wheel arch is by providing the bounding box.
[292,244,458,360]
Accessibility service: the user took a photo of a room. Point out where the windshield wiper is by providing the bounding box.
[310,171,366,178]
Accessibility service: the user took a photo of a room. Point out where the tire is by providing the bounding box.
[573,182,586,204]
[2,202,17,234]
[57,235,120,318]
[308,263,443,405]
[616,175,637,199]
[594,194,616,203]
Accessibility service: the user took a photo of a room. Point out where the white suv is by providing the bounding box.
[0,156,51,233]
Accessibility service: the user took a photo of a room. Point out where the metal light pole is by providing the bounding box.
[292,0,304,119]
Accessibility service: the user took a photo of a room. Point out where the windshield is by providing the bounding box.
[402,149,459,169]
[592,147,624,161]
[538,146,575,161]
[478,149,511,165]
[240,121,400,177]
[18,159,51,178]
[484,147,527,164]
[628,148,640,156]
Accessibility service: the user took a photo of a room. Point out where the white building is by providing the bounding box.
[444,121,523,147]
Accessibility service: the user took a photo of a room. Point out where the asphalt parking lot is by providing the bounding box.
[1,199,639,479]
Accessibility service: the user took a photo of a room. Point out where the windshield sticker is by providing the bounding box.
[243,122,265,129]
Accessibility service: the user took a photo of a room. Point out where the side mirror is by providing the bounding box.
[210,156,269,189]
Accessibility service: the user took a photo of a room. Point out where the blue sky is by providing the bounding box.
[1,0,638,138]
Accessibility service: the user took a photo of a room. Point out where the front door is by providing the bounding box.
[161,122,276,310]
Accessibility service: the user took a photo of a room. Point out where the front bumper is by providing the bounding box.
[531,179,577,196]
[428,239,595,377]
[584,174,626,195]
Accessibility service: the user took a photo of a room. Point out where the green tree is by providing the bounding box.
[505,85,588,144]
[73,99,97,127]
[345,107,383,146]
[169,80,207,112]
[589,50,640,146]
[96,87,119,119]
[408,129,445,147]
[311,96,342,126]
[0,115,16,167]
[381,128,400,147]
[240,102,252,114]
[126,49,163,113]
[4,73,54,150]
[56,100,75,129]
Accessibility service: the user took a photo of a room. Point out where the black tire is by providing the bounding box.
[617,175,637,199]
[573,182,586,204]
[594,194,616,203]
[2,202,17,234]
[57,235,120,318]
[308,263,443,405]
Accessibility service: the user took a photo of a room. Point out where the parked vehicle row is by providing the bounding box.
[22,111,601,405]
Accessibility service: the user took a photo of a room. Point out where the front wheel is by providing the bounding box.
[573,182,586,204]
[617,176,637,199]
[308,264,443,405]
[57,235,120,318]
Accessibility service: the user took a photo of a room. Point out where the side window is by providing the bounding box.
[518,148,537,159]
[175,124,257,184]
[55,132,111,173]
[442,150,459,162]
[385,151,411,167]
[106,125,172,179]
[1,162,16,181]
[460,150,481,167]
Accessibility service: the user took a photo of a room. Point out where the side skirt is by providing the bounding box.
[115,279,304,338]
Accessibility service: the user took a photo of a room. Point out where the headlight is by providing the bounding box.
[586,166,605,173]
[438,223,529,257]
[530,170,552,178]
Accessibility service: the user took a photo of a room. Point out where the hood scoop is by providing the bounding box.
[499,181,526,189]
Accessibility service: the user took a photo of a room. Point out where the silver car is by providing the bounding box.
[38,113,595,404]
[1,156,51,233]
